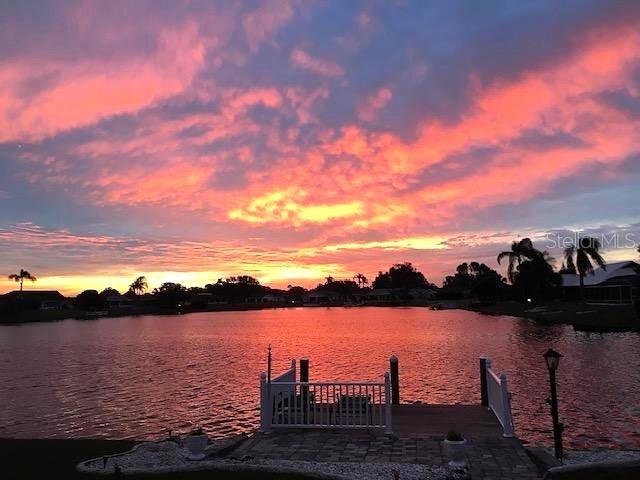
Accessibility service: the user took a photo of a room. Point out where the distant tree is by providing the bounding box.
[497,238,539,284]
[286,285,307,303]
[227,275,260,285]
[441,261,507,301]
[8,269,37,291]
[129,276,148,296]
[635,247,640,316]
[204,276,266,303]
[564,237,606,301]
[372,262,434,290]
[352,273,368,288]
[513,252,561,302]
[325,276,334,284]
[152,282,187,308]
[100,287,120,297]
[75,290,104,310]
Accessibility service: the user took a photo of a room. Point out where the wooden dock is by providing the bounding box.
[392,404,505,438]
[250,356,539,478]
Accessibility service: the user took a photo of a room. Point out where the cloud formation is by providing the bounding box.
[1,1,640,293]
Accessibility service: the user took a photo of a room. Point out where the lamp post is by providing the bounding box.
[543,348,564,461]
[267,344,272,384]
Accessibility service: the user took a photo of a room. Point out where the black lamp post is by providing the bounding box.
[543,348,564,460]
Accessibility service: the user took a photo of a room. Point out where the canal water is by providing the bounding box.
[1,307,638,448]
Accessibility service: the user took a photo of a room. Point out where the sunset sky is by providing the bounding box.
[1,0,640,295]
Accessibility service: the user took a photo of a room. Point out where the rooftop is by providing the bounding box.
[2,290,67,301]
[560,260,639,287]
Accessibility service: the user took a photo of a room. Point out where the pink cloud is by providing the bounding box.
[0,21,206,143]
[243,0,296,51]
[357,87,392,121]
[290,48,345,77]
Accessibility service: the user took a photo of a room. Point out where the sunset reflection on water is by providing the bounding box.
[1,307,638,449]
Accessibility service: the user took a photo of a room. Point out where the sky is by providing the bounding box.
[1,0,640,295]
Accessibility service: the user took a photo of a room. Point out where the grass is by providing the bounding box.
[0,439,314,479]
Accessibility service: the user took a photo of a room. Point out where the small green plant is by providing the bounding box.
[445,430,464,441]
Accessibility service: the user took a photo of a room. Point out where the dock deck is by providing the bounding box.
[236,404,539,479]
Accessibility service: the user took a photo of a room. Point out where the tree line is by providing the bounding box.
[4,235,618,310]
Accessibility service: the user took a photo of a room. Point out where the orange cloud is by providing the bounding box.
[228,189,364,226]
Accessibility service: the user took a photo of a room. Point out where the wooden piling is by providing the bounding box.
[390,355,400,405]
[300,358,309,422]
[480,356,489,407]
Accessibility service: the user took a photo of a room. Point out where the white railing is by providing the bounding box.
[483,357,514,437]
[272,359,296,383]
[261,368,392,433]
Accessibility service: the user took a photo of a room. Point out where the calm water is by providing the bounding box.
[1,308,639,449]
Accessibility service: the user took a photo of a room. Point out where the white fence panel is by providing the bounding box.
[260,368,392,433]
[484,358,515,437]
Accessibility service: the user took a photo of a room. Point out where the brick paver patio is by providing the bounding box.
[232,405,539,479]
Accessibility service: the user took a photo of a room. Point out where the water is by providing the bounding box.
[1,308,638,449]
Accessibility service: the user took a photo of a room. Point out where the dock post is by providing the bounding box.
[389,355,400,405]
[480,356,489,407]
[259,372,271,432]
[300,358,309,423]
[384,372,393,434]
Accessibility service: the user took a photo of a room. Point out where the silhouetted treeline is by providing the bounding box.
[1,238,621,322]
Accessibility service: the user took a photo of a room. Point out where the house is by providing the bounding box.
[560,261,639,304]
[104,294,135,310]
[365,288,437,305]
[188,292,229,308]
[302,288,344,306]
[1,290,71,310]
[245,293,288,304]
[366,288,395,304]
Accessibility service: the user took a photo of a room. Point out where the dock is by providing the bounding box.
[245,355,540,479]
[235,404,537,479]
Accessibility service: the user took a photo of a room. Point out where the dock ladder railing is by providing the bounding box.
[480,356,515,437]
[260,362,392,433]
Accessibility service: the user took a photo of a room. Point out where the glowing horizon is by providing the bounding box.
[1,1,640,296]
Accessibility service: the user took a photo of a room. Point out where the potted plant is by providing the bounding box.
[443,431,467,468]
[183,427,208,460]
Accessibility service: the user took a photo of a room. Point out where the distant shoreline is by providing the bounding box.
[459,300,640,332]
[0,303,298,325]
[1,300,638,332]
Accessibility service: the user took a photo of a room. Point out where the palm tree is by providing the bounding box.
[564,237,606,301]
[129,276,148,296]
[497,238,538,284]
[8,269,37,291]
[352,273,368,288]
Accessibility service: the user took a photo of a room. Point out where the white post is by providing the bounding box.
[484,358,493,410]
[384,372,392,434]
[259,372,271,433]
[500,373,515,438]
